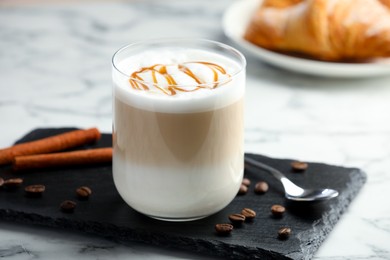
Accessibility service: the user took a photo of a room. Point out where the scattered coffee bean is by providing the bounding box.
[291,161,308,172]
[278,227,291,240]
[76,186,92,200]
[237,184,248,195]
[241,208,256,220]
[254,181,269,194]
[242,178,251,187]
[271,204,285,218]
[229,213,246,225]
[215,223,233,235]
[25,184,45,197]
[3,178,23,189]
[0,177,4,187]
[60,200,76,213]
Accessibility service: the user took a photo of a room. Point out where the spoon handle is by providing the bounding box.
[244,157,285,181]
[244,157,305,195]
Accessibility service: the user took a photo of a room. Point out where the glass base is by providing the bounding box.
[147,214,209,222]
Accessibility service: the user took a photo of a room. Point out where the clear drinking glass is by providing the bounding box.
[112,39,246,221]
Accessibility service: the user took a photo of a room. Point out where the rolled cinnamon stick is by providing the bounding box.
[0,128,101,166]
[13,147,112,171]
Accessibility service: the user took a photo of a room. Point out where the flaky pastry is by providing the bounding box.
[244,0,390,61]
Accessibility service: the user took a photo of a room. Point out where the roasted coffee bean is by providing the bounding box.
[237,184,248,195]
[76,186,92,200]
[60,200,76,213]
[254,181,269,194]
[242,178,251,187]
[229,213,246,225]
[271,204,286,217]
[215,223,233,235]
[241,208,256,220]
[278,227,291,240]
[291,161,308,172]
[0,177,4,187]
[25,184,45,197]
[3,178,23,189]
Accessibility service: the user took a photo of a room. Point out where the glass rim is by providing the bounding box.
[111,38,246,89]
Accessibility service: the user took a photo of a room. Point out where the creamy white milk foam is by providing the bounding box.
[114,48,243,112]
[112,45,245,220]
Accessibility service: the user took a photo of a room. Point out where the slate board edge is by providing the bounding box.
[293,168,367,260]
[0,209,289,260]
[244,153,368,260]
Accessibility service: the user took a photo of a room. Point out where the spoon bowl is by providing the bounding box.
[245,157,339,202]
[285,188,339,202]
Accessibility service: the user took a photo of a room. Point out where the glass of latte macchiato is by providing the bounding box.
[112,39,246,221]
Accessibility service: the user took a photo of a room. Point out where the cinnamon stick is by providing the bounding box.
[0,128,101,166]
[13,147,112,171]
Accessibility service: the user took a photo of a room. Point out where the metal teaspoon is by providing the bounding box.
[245,157,339,202]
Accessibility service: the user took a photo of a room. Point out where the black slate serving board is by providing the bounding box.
[0,128,366,259]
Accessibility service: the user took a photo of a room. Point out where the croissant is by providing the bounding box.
[244,0,390,61]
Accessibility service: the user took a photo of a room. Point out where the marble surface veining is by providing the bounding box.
[1,0,390,259]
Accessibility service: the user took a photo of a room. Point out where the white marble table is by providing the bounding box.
[1,0,390,259]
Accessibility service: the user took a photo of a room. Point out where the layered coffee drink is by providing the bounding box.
[112,39,246,221]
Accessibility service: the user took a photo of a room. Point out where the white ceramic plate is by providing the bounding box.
[222,0,390,78]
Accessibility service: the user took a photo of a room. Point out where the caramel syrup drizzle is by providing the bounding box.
[129,61,231,96]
